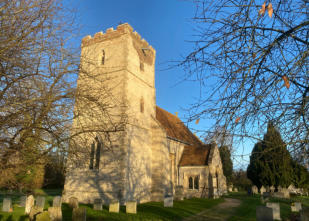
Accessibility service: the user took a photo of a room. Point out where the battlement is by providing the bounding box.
[81,23,155,53]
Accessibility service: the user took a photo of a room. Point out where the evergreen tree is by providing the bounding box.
[247,122,293,187]
[219,145,233,184]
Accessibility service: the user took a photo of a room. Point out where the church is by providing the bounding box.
[62,23,227,204]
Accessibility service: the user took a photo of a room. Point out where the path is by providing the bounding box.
[182,198,241,221]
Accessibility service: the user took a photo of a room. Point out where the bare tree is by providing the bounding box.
[180,0,308,165]
[0,0,127,190]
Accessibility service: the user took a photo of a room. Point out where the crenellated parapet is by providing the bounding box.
[81,23,155,55]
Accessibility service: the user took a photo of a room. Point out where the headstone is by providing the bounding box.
[252,185,258,194]
[69,197,79,208]
[53,196,62,208]
[288,184,295,191]
[36,211,51,221]
[29,206,43,220]
[266,186,270,192]
[233,187,238,192]
[72,207,86,221]
[25,195,35,214]
[263,192,271,197]
[282,188,290,198]
[36,196,46,211]
[19,196,27,207]
[48,207,62,221]
[228,186,233,192]
[126,201,137,214]
[270,186,275,193]
[2,198,12,212]
[93,198,102,211]
[273,192,285,198]
[256,206,273,221]
[291,202,302,212]
[109,200,119,213]
[175,186,184,200]
[277,186,282,192]
[164,196,173,207]
[266,202,281,220]
[260,186,266,194]
[300,207,309,221]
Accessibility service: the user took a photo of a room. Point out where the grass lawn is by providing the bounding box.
[226,192,309,221]
[0,189,224,221]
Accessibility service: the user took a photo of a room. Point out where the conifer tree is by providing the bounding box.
[219,145,233,184]
[247,122,293,187]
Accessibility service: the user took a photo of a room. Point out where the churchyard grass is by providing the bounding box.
[227,191,309,221]
[0,189,224,220]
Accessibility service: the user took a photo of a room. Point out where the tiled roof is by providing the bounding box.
[156,106,211,166]
[156,106,201,145]
[179,144,211,166]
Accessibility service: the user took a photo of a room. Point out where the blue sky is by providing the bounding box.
[71,0,253,169]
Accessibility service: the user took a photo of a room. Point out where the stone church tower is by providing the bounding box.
[63,23,171,204]
[63,23,227,205]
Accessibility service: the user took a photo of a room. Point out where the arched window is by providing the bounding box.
[189,177,193,189]
[89,137,102,170]
[194,176,199,190]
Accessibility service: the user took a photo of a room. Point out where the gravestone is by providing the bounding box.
[260,186,266,194]
[109,200,119,213]
[72,207,86,221]
[36,211,51,221]
[2,198,12,212]
[291,202,302,212]
[266,186,270,192]
[277,186,282,192]
[93,198,102,210]
[266,202,281,220]
[164,196,173,207]
[25,195,35,214]
[228,185,233,192]
[126,201,137,214]
[29,206,43,220]
[36,196,45,211]
[300,207,309,221]
[48,207,62,221]
[282,188,290,198]
[53,196,62,208]
[69,197,79,208]
[270,186,275,193]
[256,206,273,221]
[252,185,258,194]
[175,186,184,200]
[19,196,27,207]
[233,187,238,192]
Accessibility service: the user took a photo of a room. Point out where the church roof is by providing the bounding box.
[179,144,211,166]
[156,106,211,166]
[156,106,201,145]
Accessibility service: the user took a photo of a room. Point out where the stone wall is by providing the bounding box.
[63,23,157,204]
[151,119,171,201]
[179,166,211,198]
